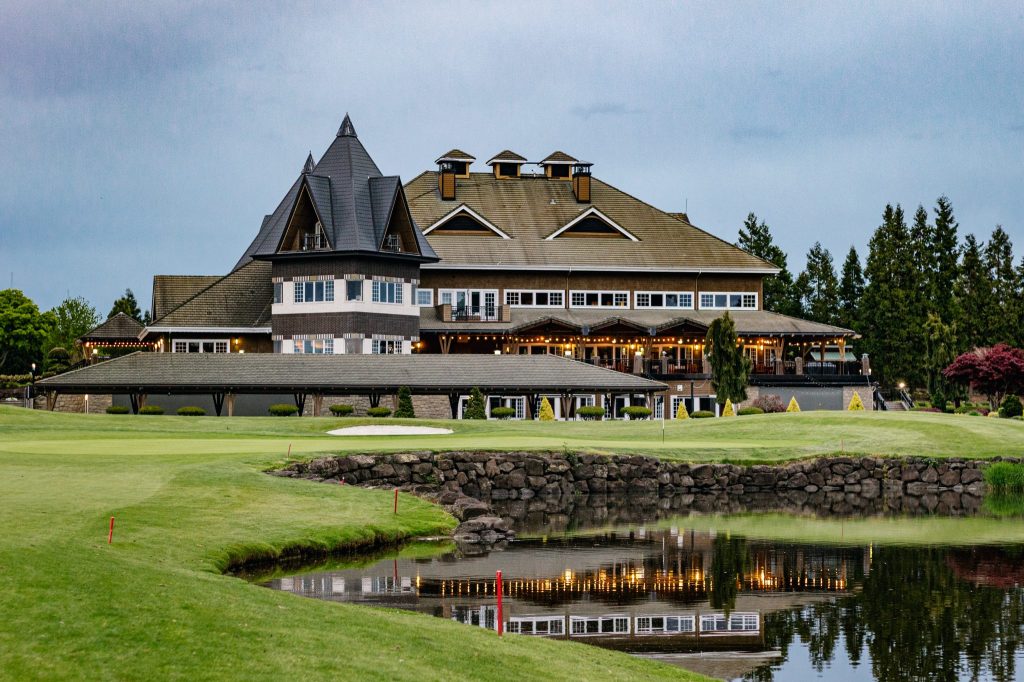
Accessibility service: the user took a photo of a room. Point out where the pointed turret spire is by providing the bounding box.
[337,113,357,138]
[302,152,315,174]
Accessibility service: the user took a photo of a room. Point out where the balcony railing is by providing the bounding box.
[439,304,511,323]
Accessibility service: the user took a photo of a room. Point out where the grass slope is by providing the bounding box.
[1,407,1020,680]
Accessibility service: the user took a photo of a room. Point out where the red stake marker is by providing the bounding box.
[108,516,115,544]
[393,488,399,514]
[496,570,504,636]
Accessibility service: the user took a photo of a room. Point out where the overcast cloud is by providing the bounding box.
[1,1,1022,311]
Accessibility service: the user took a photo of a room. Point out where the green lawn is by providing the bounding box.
[0,406,1021,680]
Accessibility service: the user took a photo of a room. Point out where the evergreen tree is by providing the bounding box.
[737,213,800,316]
[108,289,142,322]
[798,242,840,325]
[922,313,958,410]
[985,226,1016,345]
[464,388,486,419]
[1016,257,1024,347]
[954,234,991,351]
[705,312,750,405]
[838,246,865,330]
[930,196,960,326]
[861,204,917,387]
[394,386,415,418]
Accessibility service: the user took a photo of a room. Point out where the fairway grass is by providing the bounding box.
[1,407,1021,680]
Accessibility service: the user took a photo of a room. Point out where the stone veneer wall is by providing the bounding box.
[33,393,113,414]
[279,452,1003,518]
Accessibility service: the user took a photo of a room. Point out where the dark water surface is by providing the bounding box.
[251,499,1024,681]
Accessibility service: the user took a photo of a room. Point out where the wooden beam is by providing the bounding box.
[226,393,236,417]
[212,393,225,417]
[293,393,307,415]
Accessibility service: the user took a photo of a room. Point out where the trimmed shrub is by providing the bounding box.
[105,405,130,414]
[394,386,415,418]
[722,399,735,417]
[675,401,689,419]
[988,410,1001,418]
[692,410,715,418]
[268,403,299,417]
[753,394,785,413]
[538,397,555,421]
[329,404,354,416]
[786,396,801,413]
[138,405,164,415]
[464,388,486,420]
[367,406,392,418]
[491,406,516,420]
[848,391,865,411]
[999,394,1023,419]
[577,406,606,421]
[46,347,71,373]
[984,462,1024,491]
[176,406,206,416]
[738,406,764,416]
[622,406,652,420]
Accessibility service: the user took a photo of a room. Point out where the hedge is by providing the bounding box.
[138,405,164,415]
[176,406,206,417]
[737,406,764,416]
[692,410,716,418]
[367,406,392,418]
[622,406,652,420]
[577,406,606,421]
[329,404,354,416]
[490,406,516,420]
[105,405,130,414]
[999,395,1023,419]
[268,403,299,417]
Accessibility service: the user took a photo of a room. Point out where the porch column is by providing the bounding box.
[225,393,236,417]
[293,393,307,415]
[312,394,324,417]
[212,393,225,417]
[447,393,460,419]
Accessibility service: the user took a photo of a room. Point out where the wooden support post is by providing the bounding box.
[212,393,225,417]
[560,394,571,421]
[312,394,324,417]
[225,393,236,417]
[129,394,140,415]
[369,393,381,408]
[448,393,460,419]
[46,391,58,411]
[293,393,307,415]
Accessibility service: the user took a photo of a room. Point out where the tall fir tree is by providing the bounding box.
[838,246,865,331]
[736,213,801,316]
[903,206,934,368]
[985,226,1017,345]
[861,204,918,387]
[798,242,840,325]
[704,312,751,405]
[1016,257,1024,347]
[108,289,142,322]
[929,196,960,326]
[953,234,991,351]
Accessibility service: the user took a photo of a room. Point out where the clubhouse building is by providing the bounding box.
[57,115,867,416]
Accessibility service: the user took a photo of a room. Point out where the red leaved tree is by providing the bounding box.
[943,344,1024,408]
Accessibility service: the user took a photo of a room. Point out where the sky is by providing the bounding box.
[2,1,1022,313]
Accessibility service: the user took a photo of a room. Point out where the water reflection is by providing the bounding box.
[255,506,1024,681]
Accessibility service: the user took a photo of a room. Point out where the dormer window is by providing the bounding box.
[540,151,578,180]
[302,222,328,251]
[486,150,527,179]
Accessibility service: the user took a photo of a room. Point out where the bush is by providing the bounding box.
[911,407,943,413]
[491,406,516,420]
[464,388,486,420]
[692,410,715,418]
[984,462,1024,491]
[538,397,555,421]
[394,386,415,418]
[138,405,164,415]
[176,406,206,416]
[329,404,354,416]
[105,405,130,414]
[577,406,606,421]
[268,403,299,417]
[753,394,785,413]
[848,391,865,411]
[675,401,689,419]
[786,396,801,412]
[721,399,735,417]
[999,394,1023,419]
[622,406,652,420]
[738,406,764,416]
[367,406,392,418]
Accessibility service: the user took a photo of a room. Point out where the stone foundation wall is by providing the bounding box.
[33,393,113,414]
[279,452,1005,518]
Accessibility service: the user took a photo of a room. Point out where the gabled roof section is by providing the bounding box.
[540,151,577,164]
[435,149,476,163]
[147,260,272,332]
[545,207,638,241]
[422,204,511,240]
[80,312,145,342]
[370,178,436,258]
[487,150,527,165]
[236,116,436,265]
[152,275,221,320]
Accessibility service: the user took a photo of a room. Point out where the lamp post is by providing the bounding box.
[28,362,37,409]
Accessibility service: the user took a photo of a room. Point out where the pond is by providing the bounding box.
[246,496,1024,681]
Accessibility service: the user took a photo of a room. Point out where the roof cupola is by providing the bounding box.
[486,150,527,179]
[539,151,577,180]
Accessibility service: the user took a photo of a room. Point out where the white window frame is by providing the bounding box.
[504,289,565,308]
[569,290,630,309]
[698,291,758,310]
[293,338,334,354]
[293,280,334,303]
[371,280,403,304]
[634,291,694,309]
[371,339,403,355]
[635,615,696,635]
[508,616,564,636]
[416,288,434,307]
[569,615,630,637]
[700,612,759,634]
[172,339,230,353]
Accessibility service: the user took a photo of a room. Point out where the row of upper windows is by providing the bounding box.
[273,279,409,305]
[272,338,405,354]
[413,289,757,310]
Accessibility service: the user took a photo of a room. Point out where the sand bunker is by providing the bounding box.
[327,425,454,436]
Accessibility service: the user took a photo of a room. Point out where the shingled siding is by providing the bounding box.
[271,257,420,282]
[271,312,419,338]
